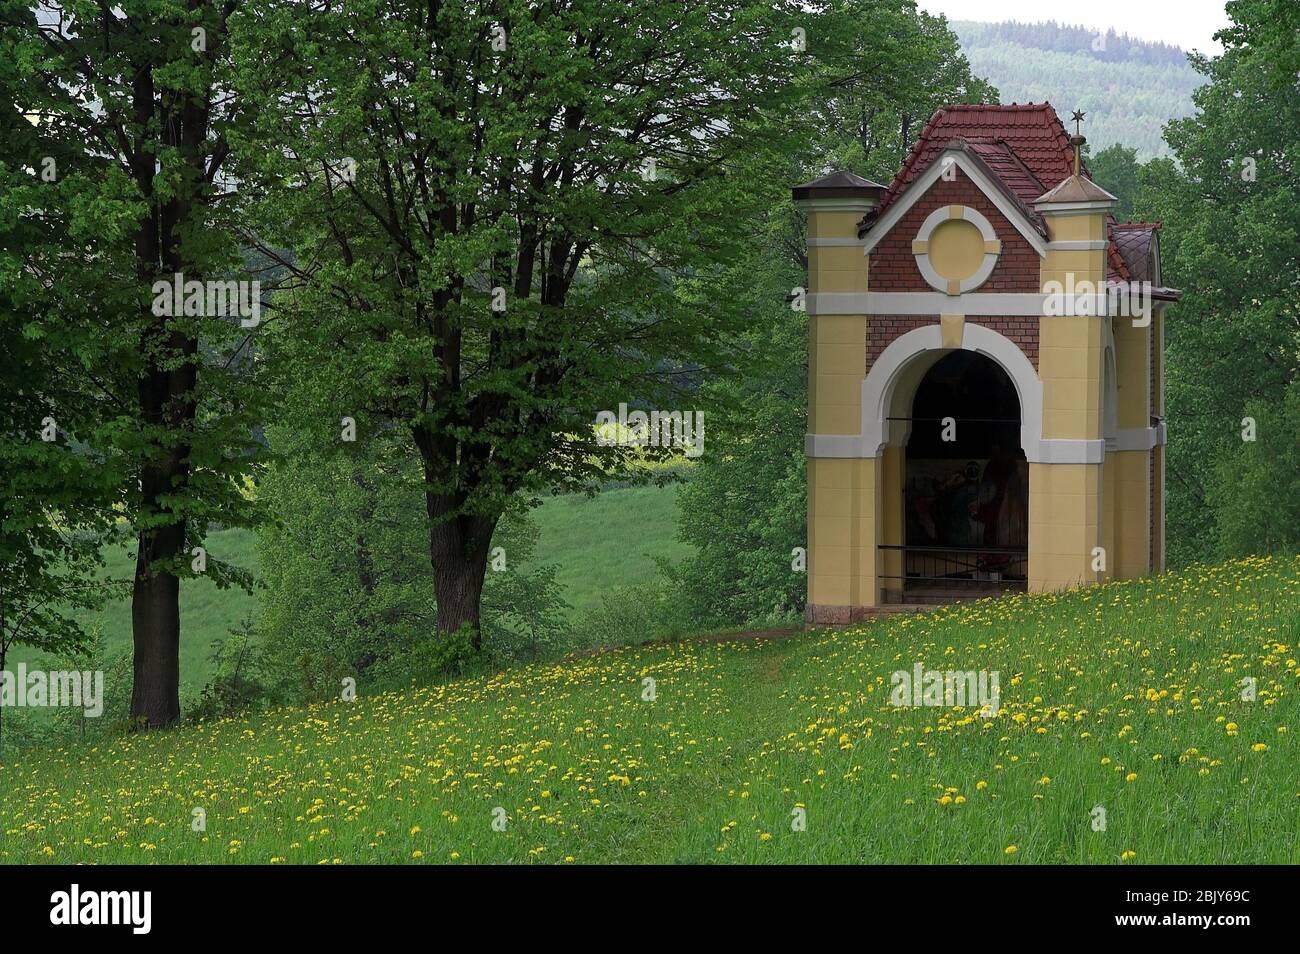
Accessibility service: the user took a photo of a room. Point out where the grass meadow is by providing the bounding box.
[2,554,1295,864]
[5,483,689,690]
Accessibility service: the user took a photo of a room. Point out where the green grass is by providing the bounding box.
[527,483,690,618]
[4,555,1297,864]
[7,484,688,689]
[7,527,259,689]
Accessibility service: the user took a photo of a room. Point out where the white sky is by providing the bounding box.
[918,0,1232,53]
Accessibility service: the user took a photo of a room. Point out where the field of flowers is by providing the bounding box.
[2,555,1297,864]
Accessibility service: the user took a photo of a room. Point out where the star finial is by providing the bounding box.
[1071,110,1086,136]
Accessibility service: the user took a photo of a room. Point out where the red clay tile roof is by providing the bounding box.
[1106,233,1132,282]
[875,102,1145,283]
[967,140,1046,207]
[879,103,1079,217]
[938,138,1049,236]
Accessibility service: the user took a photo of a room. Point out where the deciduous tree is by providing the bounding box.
[232,0,817,646]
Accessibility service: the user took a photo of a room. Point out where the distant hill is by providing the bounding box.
[952,20,1203,160]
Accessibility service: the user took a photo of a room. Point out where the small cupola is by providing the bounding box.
[1034,111,1118,211]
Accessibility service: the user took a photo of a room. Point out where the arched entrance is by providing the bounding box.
[856,322,1041,605]
[876,349,1030,602]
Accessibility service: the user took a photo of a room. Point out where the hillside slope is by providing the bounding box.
[953,20,1202,159]
[3,556,1296,864]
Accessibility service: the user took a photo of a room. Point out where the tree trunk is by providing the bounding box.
[130,518,184,728]
[126,38,203,728]
[430,547,489,648]
[128,284,195,730]
[414,427,498,652]
[426,497,495,650]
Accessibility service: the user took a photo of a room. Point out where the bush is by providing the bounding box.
[567,578,697,651]
[672,244,807,628]
[0,635,134,756]
[191,621,283,721]
[256,428,569,699]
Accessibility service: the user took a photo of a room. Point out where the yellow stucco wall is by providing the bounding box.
[1039,313,1105,438]
[1152,444,1164,572]
[1102,456,1116,585]
[804,200,879,617]
[1110,450,1151,578]
[1113,272,1158,578]
[808,457,880,609]
[880,446,905,603]
[1031,208,1110,590]
[1113,309,1150,430]
[809,313,867,435]
[1028,461,1104,590]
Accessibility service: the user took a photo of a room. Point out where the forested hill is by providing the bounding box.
[952,20,1204,159]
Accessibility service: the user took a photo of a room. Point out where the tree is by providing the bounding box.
[0,304,113,756]
[672,251,809,624]
[4,1,266,726]
[231,0,821,647]
[1088,143,1141,220]
[1212,380,1300,557]
[1134,0,1300,564]
[0,60,120,751]
[253,324,569,696]
[810,5,997,184]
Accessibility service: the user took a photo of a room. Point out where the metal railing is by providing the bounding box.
[878,544,1028,587]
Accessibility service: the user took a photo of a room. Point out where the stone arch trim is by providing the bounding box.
[862,322,1042,458]
[803,321,1105,463]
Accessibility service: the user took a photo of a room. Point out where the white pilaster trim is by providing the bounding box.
[807,237,867,247]
[795,198,879,214]
[808,289,1127,318]
[1034,200,1115,216]
[804,433,872,458]
[1035,439,1106,464]
[1047,240,1109,250]
[809,291,1048,316]
[809,290,1115,317]
[1110,425,1166,452]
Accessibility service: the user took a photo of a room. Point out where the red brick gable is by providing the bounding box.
[868,168,1040,294]
[867,102,1135,282]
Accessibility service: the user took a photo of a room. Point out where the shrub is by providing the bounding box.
[256,430,568,698]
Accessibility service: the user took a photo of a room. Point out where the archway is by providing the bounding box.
[853,322,1042,604]
[892,350,1029,600]
[859,323,1043,460]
